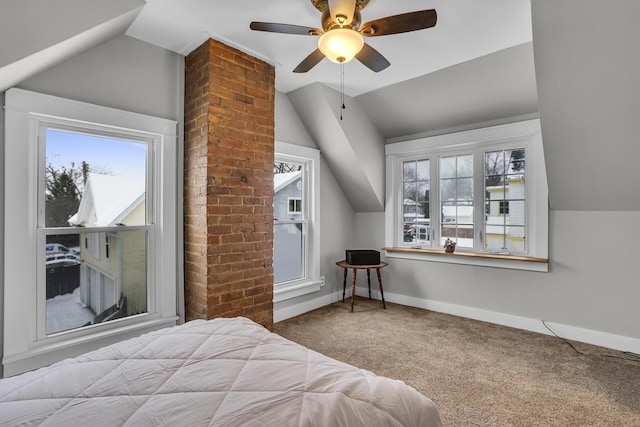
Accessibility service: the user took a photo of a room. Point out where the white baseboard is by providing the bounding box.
[273,291,344,323]
[277,286,640,355]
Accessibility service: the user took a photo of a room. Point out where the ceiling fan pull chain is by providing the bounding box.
[340,61,346,120]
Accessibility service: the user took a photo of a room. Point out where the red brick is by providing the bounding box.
[184,38,274,328]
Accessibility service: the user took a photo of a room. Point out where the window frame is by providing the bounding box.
[3,88,178,376]
[273,141,321,302]
[384,119,548,272]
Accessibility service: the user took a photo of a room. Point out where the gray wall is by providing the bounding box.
[1,34,184,374]
[354,211,640,341]
[533,0,640,211]
[18,35,183,121]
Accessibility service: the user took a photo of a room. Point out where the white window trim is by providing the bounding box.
[3,88,178,376]
[273,141,321,302]
[385,119,548,272]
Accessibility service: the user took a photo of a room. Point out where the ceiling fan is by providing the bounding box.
[250,0,437,73]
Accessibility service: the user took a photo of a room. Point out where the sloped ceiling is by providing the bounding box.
[288,83,385,212]
[356,42,539,141]
[0,0,144,92]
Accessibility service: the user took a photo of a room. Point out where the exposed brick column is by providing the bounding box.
[184,38,275,329]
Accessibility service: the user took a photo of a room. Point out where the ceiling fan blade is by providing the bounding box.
[250,22,322,36]
[293,49,326,73]
[355,43,390,72]
[329,0,356,25]
[360,9,437,37]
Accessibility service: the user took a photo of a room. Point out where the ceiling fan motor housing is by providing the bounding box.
[311,0,371,14]
[321,10,361,32]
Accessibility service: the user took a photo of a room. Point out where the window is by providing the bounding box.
[273,142,321,302]
[105,234,111,260]
[385,119,548,272]
[288,197,302,215]
[4,88,178,376]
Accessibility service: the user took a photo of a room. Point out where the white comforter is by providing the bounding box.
[0,317,442,426]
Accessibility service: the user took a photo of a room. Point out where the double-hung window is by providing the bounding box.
[4,88,178,376]
[385,119,548,271]
[273,142,321,302]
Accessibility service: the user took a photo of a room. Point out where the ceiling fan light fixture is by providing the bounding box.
[318,28,364,64]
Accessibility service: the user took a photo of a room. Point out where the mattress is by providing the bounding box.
[0,317,442,426]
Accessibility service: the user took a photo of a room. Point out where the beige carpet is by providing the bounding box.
[274,297,640,427]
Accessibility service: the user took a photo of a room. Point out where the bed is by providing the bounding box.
[0,317,442,426]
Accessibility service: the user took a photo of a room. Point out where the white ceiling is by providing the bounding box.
[126,0,532,97]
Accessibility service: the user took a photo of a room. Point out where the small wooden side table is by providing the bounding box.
[336,260,388,312]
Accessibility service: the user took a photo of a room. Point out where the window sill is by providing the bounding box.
[382,247,548,272]
[273,278,323,303]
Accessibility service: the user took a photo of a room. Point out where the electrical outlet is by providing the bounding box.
[320,276,325,287]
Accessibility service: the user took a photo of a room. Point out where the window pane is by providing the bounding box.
[508,149,526,174]
[441,201,456,224]
[441,224,457,239]
[46,129,147,227]
[416,160,430,180]
[46,230,147,335]
[506,176,526,200]
[274,162,303,220]
[273,223,303,283]
[456,178,473,201]
[403,161,416,181]
[457,154,473,177]
[404,181,417,205]
[507,200,526,226]
[402,159,430,246]
[507,226,526,252]
[440,179,456,201]
[484,148,526,253]
[485,151,505,175]
[485,225,506,250]
[440,156,456,179]
[416,181,430,204]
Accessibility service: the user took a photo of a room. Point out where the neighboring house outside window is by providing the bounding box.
[385,119,548,272]
[3,88,178,376]
[273,142,321,302]
[70,172,148,321]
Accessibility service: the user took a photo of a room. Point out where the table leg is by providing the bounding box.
[376,267,386,309]
[367,269,372,299]
[351,268,357,313]
[342,267,348,303]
